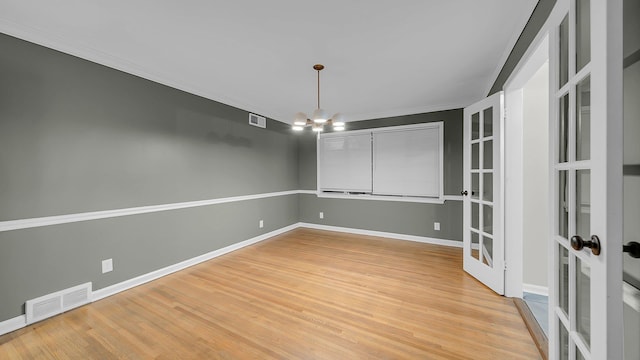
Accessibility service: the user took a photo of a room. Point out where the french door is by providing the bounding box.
[548,0,624,359]
[463,92,504,295]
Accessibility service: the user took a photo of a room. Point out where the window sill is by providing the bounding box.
[315,191,449,204]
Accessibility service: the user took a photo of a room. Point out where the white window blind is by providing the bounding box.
[317,122,443,200]
[318,132,372,192]
[373,126,441,197]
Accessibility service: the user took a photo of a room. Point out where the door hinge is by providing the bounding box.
[504,262,507,271]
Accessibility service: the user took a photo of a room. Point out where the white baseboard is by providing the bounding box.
[92,224,298,301]
[523,283,549,297]
[0,222,461,337]
[298,223,462,248]
[0,315,27,336]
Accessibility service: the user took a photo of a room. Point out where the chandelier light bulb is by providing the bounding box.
[313,108,328,123]
[293,112,308,126]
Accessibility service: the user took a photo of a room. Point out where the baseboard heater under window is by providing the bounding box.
[25,282,92,325]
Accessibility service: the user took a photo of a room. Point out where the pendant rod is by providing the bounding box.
[317,68,320,109]
[313,64,324,110]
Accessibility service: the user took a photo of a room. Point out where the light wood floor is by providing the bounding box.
[0,228,540,359]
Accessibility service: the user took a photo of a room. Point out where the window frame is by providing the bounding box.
[316,122,445,204]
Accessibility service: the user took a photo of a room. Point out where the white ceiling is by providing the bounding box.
[0,0,538,124]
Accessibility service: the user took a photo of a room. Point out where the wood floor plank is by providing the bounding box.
[0,228,540,359]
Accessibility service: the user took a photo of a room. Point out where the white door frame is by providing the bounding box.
[503,33,551,298]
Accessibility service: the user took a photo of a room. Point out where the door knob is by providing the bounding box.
[623,241,640,258]
[461,190,468,196]
[570,235,601,256]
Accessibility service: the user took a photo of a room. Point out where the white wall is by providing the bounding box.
[522,62,549,289]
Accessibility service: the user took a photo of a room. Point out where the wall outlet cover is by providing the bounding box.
[102,259,113,273]
[319,212,324,219]
[259,220,264,228]
[434,222,440,231]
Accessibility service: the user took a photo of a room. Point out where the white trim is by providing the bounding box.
[502,28,551,300]
[0,190,301,232]
[316,192,445,204]
[2,189,459,233]
[523,283,550,297]
[92,223,298,301]
[0,315,27,336]
[442,195,464,201]
[298,223,462,248]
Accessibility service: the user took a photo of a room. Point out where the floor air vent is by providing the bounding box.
[26,282,92,324]
[249,113,266,128]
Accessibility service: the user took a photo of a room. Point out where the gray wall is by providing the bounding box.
[0,33,299,322]
[298,110,464,241]
[489,0,557,95]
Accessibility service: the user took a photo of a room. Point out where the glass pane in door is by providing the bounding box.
[471,231,480,260]
[576,76,591,161]
[559,245,569,315]
[576,257,591,347]
[484,140,493,169]
[472,112,480,140]
[472,202,479,229]
[559,15,569,88]
[483,173,493,201]
[559,94,570,163]
[472,143,479,169]
[576,0,591,71]
[472,173,479,200]
[483,205,493,235]
[483,236,493,267]
[559,170,569,239]
[576,170,591,238]
[560,320,569,360]
[483,107,493,137]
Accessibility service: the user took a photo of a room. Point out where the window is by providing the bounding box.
[317,122,444,202]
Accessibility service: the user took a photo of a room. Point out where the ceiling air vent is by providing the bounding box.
[249,113,266,128]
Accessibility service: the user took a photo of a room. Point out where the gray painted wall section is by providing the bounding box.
[0,196,298,321]
[0,33,299,322]
[299,195,462,241]
[0,33,297,221]
[489,0,557,95]
[298,110,463,241]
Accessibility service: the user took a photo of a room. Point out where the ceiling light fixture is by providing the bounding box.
[292,64,345,132]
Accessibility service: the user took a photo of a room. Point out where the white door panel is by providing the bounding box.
[548,0,625,359]
[463,92,504,295]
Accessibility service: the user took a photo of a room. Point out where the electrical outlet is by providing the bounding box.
[259,220,264,228]
[319,212,324,219]
[102,259,113,274]
[434,222,440,231]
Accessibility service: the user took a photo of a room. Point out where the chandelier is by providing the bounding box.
[292,64,345,132]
